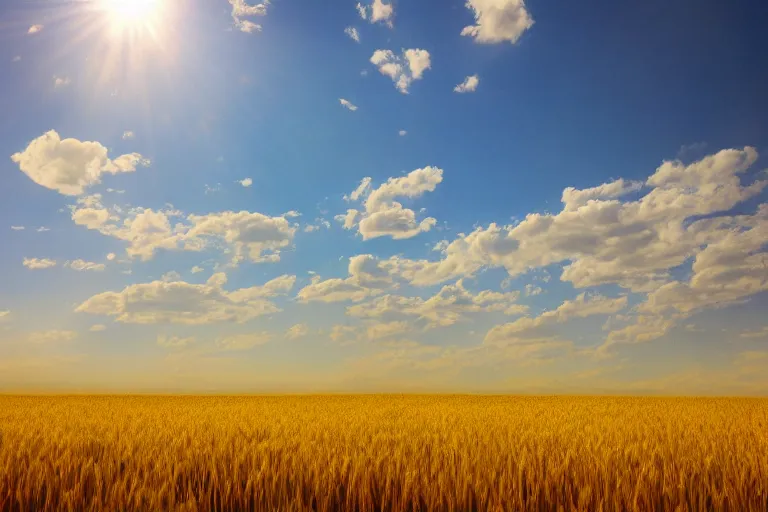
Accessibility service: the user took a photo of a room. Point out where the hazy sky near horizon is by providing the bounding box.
[1,0,767,394]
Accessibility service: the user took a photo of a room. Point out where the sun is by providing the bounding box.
[104,0,161,30]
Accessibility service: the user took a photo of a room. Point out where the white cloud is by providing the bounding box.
[10,226,25,231]
[348,279,526,329]
[122,131,135,140]
[217,332,272,350]
[11,130,149,196]
[23,258,56,269]
[344,26,360,42]
[370,49,431,94]
[12,56,21,62]
[28,24,43,34]
[36,227,50,232]
[485,293,628,347]
[106,253,116,261]
[161,271,182,282]
[66,259,106,272]
[398,130,407,136]
[238,177,253,187]
[340,167,443,240]
[285,323,309,340]
[77,272,295,324]
[461,0,534,44]
[28,330,77,343]
[525,284,543,296]
[53,76,70,88]
[339,98,358,111]
[158,335,195,348]
[0,311,10,320]
[191,265,204,274]
[297,255,395,303]
[357,0,393,26]
[229,0,267,33]
[377,147,766,291]
[89,324,107,332]
[454,75,480,93]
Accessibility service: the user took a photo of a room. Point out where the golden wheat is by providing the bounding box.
[0,396,766,511]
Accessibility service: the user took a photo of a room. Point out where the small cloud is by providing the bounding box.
[161,271,182,282]
[106,188,125,194]
[454,74,479,93]
[398,130,407,136]
[525,284,543,296]
[339,98,358,111]
[344,26,360,42]
[286,323,309,340]
[23,257,56,269]
[283,210,301,218]
[12,56,21,62]
[36,227,50,232]
[677,142,708,159]
[89,324,107,332]
[370,49,431,94]
[204,183,221,194]
[106,253,116,261]
[11,226,25,231]
[0,310,10,320]
[28,24,43,34]
[53,76,71,88]
[191,266,204,274]
[158,335,195,348]
[356,2,367,19]
[28,330,77,343]
[66,259,106,272]
[360,69,368,77]
[238,177,253,187]
[122,131,135,140]
[304,225,319,233]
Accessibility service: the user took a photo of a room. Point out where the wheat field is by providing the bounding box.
[0,396,766,511]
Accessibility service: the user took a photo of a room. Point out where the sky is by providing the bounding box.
[1,0,767,394]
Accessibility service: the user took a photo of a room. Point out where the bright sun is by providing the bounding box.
[104,0,161,29]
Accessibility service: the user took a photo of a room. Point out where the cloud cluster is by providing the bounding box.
[76,272,295,324]
[23,258,56,269]
[461,0,534,44]
[229,0,267,33]
[297,255,394,303]
[344,27,360,42]
[370,49,431,93]
[338,166,443,240]
[356,0,394,26]
[11,131,149,196]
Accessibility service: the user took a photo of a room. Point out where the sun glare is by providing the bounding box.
[104,0,161,30]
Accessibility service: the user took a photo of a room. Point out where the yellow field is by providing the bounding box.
[1,396,766,511]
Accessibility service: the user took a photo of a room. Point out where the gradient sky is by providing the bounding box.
[1,0,767,394]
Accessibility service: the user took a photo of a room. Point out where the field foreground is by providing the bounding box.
[1,396,767,511]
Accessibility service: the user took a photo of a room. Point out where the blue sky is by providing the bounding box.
[1,0,767,393]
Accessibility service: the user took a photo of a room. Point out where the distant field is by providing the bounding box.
[1,396,766,511]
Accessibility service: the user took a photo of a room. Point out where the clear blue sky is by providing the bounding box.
[1,0,767,393]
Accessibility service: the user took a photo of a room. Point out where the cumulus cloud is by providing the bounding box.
[122,131,135,140]
[238,177,253,187]
[23,258,56,269]
[399,130,407,136]
[66,259,106,272]
[357,0,393,26]
[461,0,534,44]
[454,75,479,93]
[376,147,766,292]
[344,26,360,42]
[340,167,443,240]
[285,323,309,340]
[76,272,295,324]
[347,279,527,328]
[339,98,358,111]
[11,131,149,196]
[28,24,43,34]
[485,293,628,347]
[190,265,204,274]
[370,49,431,93]
[229,0,267,33]
[106,253,116,261]
[0,310,10,320]
[297,255,395,303]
